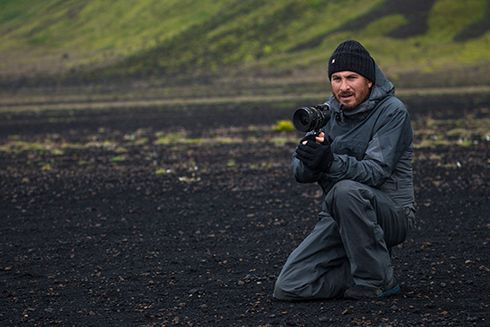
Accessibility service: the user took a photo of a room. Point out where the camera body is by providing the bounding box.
[292,104,331,133]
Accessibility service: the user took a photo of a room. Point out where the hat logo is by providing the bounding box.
[331,58,335,64]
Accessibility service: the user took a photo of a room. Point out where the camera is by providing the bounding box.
[292,104,331,132]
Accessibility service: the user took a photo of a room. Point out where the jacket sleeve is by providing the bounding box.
[327,107,412,187]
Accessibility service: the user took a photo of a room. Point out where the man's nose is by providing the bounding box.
[339,79,350,91]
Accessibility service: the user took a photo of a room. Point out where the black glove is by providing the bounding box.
[295,139,333,172]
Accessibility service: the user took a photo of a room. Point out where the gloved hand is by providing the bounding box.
[295,138,333,172]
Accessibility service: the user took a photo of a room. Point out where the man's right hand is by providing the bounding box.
[295,132,333,172]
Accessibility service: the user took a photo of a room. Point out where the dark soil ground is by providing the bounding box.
[0,98,488,326]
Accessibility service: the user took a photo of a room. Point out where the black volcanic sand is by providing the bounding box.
[0,100,488,326]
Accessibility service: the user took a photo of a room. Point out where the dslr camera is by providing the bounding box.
[292,104,331,133]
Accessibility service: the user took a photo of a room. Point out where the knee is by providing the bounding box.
[273,278,287,300]
[273,271,306,301]
[330,179,363,202]
[326,180,374,222]
[273,275,295,301]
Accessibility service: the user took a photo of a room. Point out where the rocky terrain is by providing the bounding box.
[0,100,488,326]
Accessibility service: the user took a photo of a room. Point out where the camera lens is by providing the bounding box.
[293,107,313,132]
[292,104,331,132]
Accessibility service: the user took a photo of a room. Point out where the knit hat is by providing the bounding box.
[328,40,375,82]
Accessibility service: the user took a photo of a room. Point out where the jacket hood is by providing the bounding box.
[326,64,395,117]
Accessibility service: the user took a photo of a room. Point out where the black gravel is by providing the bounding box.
[0,101,488,326]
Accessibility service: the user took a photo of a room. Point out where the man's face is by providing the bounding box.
[331,71,373,110]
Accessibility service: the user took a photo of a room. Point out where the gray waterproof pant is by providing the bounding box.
[273,179,410,300]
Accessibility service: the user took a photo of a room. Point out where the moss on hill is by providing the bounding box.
[0,0,489,86]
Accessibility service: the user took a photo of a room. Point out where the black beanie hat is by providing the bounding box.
[328,40,375,82]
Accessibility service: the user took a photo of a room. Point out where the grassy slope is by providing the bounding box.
[0,0,489,86]
[0,0,227,76]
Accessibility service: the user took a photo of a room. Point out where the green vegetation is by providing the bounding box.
[1,112,487,159]
[412,114,490,148]
[0,113,487,179]
[272,120,295,132]
[111,155,126,163]
[155,168,169,176]
[0,0,489,86]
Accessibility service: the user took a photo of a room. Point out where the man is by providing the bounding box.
[273,40,415,300]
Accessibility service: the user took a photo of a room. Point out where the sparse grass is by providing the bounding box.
[2,112,487,158]
[153,131,245,146]
[270,136,296,147]
[413,114,490,148]
[41,163,53,172]
[110,155,126,163]
[155,168,171,176]
[1,108,487,181]
[0,139,84,154]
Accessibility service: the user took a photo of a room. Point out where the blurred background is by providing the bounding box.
[0,0,489,97]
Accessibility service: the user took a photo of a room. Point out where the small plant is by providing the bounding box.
[41,163,52,172]
[273,120,294,132]
[155,168,171,176]
[111,155,126,163]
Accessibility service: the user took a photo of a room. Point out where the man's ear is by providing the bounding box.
[368,81,373,88]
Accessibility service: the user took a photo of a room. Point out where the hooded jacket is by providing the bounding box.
[292,65,415,209]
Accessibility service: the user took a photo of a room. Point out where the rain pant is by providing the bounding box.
[274,65,416,300]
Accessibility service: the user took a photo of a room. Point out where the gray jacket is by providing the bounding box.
[293,65,415,209]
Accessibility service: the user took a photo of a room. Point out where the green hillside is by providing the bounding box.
[0,0,489,86]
